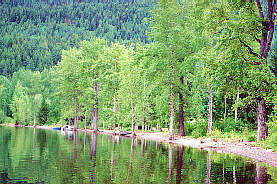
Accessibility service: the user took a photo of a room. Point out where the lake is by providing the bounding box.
[0,126,276,183]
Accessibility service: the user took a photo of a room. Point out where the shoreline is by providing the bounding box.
[1,123,277,168]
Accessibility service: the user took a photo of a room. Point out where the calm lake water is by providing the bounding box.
[0,127,276,184]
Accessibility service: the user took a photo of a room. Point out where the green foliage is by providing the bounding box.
[38,98,49,125]
[213,117,246,133]
[5,117,15,124]
[184,119,208,138]
[0,110,6,124]
[245,131,256,142]
[259,121,277,151]
[0,0,276,148]
[0,0,154,77]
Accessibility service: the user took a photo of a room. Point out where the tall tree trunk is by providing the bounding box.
[131,87,136,136]
[208,84,213,133]
[178,76,184,136]
[25,105,28,125]
[74,92,77,130]
[69,118,71,126]
[235,87,239,123]
[168,143,173,184]
[142,76,146,134]
[176,146,184,184]
[113,62,117,134]
[224,96,227,127]
[113,88,117,135]
[257,97,268,141]
[33,100,36,127]
[144,123,147,132]
[76,102,79,130]
[254,0,277,141]
[169,48,174,140]
[84,112,87,129]
[92,74,99,131]
[208,35,214,134]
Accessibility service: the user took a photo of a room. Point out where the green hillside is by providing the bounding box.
[0,0,155,76]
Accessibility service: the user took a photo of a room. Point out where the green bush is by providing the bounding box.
[5,117,15,124]
[260,121,277,150]
[244,130,256,142]
[0,110,6,124]
[190,119,208,138]
[184,122,194,136]
[213,117,246,133]
[207,128,223,139]
[78,120,84,129]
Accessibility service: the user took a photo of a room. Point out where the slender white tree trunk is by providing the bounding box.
[208,84,213,133]
[235,87,239,123]
[131,87,135,136]
[142,76,146,134]
[169,49,174,140]
[224,96,227,127]
[33,101,36,127]
[84,111,87,129]
[74,92,77,130]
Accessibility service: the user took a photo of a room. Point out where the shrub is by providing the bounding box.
[213,117,246,133]
[184,122,194,136]
[0,110,5,124]
[207,128,223,139]
[190,119,208,138]
[244,130,256,142]
[5,117,15,124]
[260,121,277,151]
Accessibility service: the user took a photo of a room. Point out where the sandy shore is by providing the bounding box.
[1,124,277,168]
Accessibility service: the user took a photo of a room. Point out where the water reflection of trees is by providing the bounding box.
[255,164,270,184]
[168,143,173,184]
[90,133,98,183]
[176,146,184,184]
[0,127,276,184]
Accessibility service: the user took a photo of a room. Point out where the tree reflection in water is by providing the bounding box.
[168,143,173,184]
[176,146,184,184]
[90,133,98,183]
[255,164,270,184]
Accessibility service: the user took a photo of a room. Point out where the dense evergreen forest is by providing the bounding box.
[0,0,154,76]
[0,0,276,149]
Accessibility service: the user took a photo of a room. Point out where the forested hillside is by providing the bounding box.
[0,0,276,150]
[0,0,154,76]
